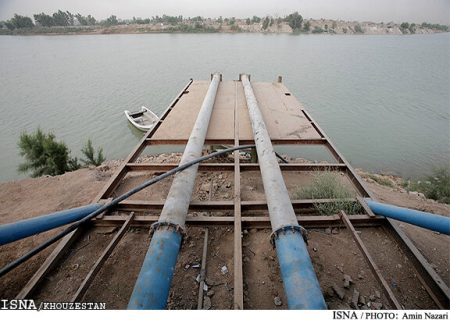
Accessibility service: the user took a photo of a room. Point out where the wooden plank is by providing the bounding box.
[117,199,233,211]
[71,213,135,302]
[384,219,449,309]
[126,162,346,172]
[339,211,402,309]
[94,214,384,228]
[126,163,234,172]
[233,81,244,310]
[241,163,346,171]
[146,138,327,145]
[116,198,358,212]
[15,228,84,299]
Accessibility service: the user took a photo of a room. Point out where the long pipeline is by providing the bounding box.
[241,74,326,309]
[366,199,450,235]
[128,73,221,309]
[0,204,101,246]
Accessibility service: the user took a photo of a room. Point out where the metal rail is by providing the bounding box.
[17,75,448,310]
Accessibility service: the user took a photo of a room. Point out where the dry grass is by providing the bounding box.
[295,171,361,215]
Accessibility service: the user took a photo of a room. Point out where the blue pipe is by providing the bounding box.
[275,230,327,309]
[0,204,102,245]
[128,228,182,309]
[366,199,450,235]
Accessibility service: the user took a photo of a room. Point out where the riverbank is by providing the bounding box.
[1,18,448,36]
[0,153,449,305]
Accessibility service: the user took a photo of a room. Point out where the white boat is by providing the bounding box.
[124,106,160,131]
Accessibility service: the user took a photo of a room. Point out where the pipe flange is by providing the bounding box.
[149,221,186,238]
[270,225,309,248]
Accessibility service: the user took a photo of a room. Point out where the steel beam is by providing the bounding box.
[125,162,346,172]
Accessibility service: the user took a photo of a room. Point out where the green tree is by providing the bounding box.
[228,17,236,25]
[18,129,75,177]
[104,15,118,26]
[409,23,416,34]
[285,11,303,31]
[34,13,54,27]
[246,18,251,25]
[76,13,96,25]
[66,11,75,26]
[400,22,409,33]
[191,16,203,22]
[52,10,71,26]
[8,14,34,29]
[75,13,87,25]
[303,20,311,31]
[262,16,270,30]
[312,26,324,33]
[81,139,105,166]
[421,22,448,31]
[400,22,409,29]
[251,16,261,23]
[354,24,364,33]
[86,15,96,25]
[4,20,16,30]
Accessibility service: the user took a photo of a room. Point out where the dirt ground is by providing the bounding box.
[0,158,448,309]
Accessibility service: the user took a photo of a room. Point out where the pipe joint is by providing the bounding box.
[270,225,308,247]
[149,221,186,238]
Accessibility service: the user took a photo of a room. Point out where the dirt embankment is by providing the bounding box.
[0,155,448,308]
[1,19,447,36]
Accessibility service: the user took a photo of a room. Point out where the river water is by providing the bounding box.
[0,33,449,181]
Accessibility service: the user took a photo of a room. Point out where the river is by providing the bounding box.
[0,33,449,181]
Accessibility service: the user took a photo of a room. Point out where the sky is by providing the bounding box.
[0,0,449,24]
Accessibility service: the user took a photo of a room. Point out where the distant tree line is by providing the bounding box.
[420,22,448,31]
[0,10,448,34]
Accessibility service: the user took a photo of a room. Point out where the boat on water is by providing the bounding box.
[124,106,160,131]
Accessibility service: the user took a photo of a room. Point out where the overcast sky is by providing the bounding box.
[0,0,449,24]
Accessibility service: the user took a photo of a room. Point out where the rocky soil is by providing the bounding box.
[0,153,448,309]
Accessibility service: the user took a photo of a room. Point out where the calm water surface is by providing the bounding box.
[0,33,449,181]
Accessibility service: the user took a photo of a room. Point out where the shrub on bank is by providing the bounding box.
[405,168,450,204]
[18,128,105,177]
